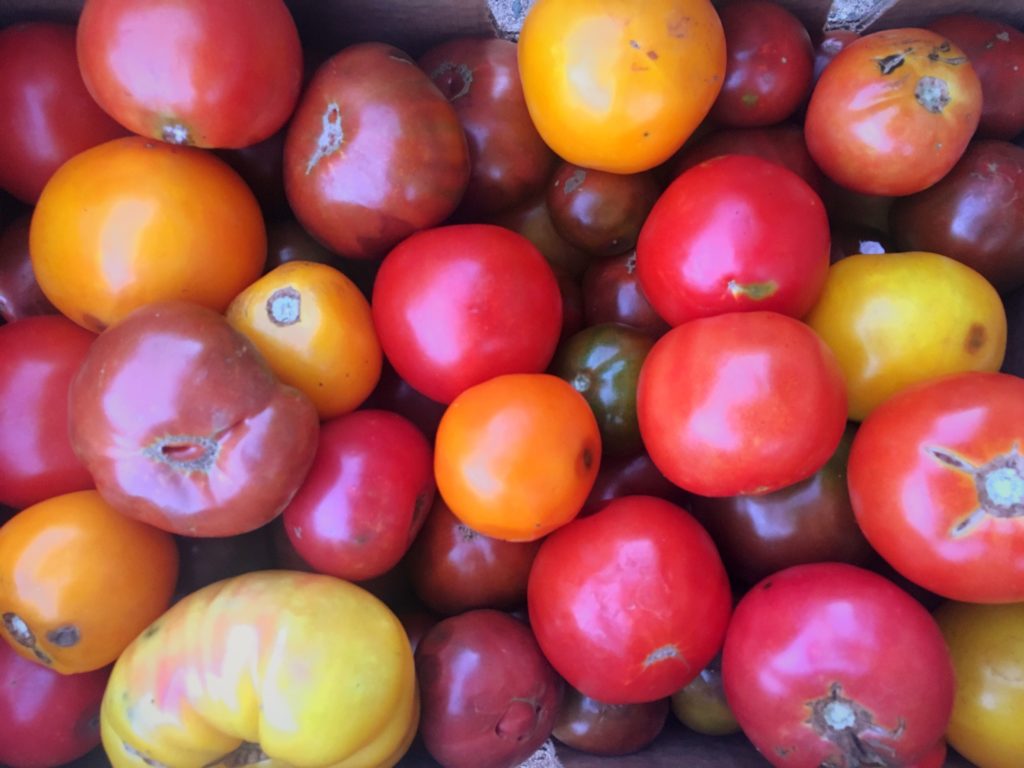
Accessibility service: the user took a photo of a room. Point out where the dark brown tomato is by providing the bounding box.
[890,140,1024,293]
[491,193,593,279]
[263,218,339,271]
[580,452,688,516]
[581,251,670,338]
[284,43,470,259]
[0,215,57,322]
[399,610,439,655]
[829,221,891,263]
[420,37,555,217]
[173,526,275,601]
[216,129,288,219]
[552,687,669,756]
[556,269,585,342]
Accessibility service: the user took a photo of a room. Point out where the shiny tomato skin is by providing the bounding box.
[636,155,830,326]
[0,316,95,509]
[0,23,125,203]
[77,0,303,148]
[848,371,1024,603]
[372,224,562,404]
[581,251,670,337]
[528,495,732,704]
[722,563,954,768]
[637,311,847,497]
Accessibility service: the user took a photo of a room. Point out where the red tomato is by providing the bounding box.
[722,564,955,768]
[637,311,847,497]
[637,155,830,326]
[848,371,1024,603]
[0,23,125,203]
[528,495,732,704]
[283,410,435,582]
[0,316,95,509]
[76,0,303,148]
[372,224,562,404]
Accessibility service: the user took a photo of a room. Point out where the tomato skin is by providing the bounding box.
[637,311,847,497]
[553,687,669,756]
[848,371,1024,603]
[77,0,303,148]
[722,564,954,768]
[528,495,732,704]
[805,28,982,196]
[518,0,726,173]
[0,23,125,204]
[671,657,739,736]
[0,215,57,323]
[581,251,669,338]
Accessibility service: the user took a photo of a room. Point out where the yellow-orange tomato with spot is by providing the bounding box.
[434,373,601,541]
[226,261,382,419]
[518,0,726,173]
[805,251,1005,421]
[0,490,178,675]
[30,136,265,333]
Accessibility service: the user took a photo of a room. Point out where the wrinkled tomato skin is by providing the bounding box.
[0,316,95,509]
[722,564,955,768]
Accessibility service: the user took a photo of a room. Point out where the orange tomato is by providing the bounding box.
[0,490,178,674]
[518,0,726,173]
[434,373,601,541]
[30,136,265,333]
[226,261,382,419]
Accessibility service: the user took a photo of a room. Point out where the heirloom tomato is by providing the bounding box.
[553,687,669,756]
[671,657,740,736]
[101,571,418,768]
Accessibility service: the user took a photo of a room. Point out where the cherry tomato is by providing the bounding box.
[722,564,955,768]
[671,656,740,736]
[0,490,178,674]
[637,311,847,497]
[848,371,1024,603]
[77,0,303,148]
[528,495,732,704]
[580,451,686,516]
[30,136,266,333]
[435,373,600,541]
[518,0,726,173]
[582,251,670,337]
[553,687,669,756]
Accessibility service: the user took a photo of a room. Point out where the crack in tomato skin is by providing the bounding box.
[806,682,905,768]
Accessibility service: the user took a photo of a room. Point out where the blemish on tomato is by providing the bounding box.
[160,122,192,145]
[728,279,777,301]
[305,102,344,175]
[46,624,80,647]
[564,168,587,195]
[643,643,684,669]
[647,50,659,60]
[429,61,473,101]
[915,76,951,113]
[875,53,905,75]
[964,323,987,353]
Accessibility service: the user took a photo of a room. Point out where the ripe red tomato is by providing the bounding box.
[528,495,732,704]
[848,371,1024,603]
[637,311,847,497]
[723,564,954,768]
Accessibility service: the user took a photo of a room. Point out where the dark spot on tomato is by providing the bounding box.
[647,50,659,61]
[875,53,905,75]
[629,39,640,50]
[762,581,773,590]
[580,445,594,470]
[964,323,987,353]
[46,624,80,647]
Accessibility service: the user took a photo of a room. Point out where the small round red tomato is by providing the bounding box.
[723,564,954,768]
[0,315,95,510]
[283,410,434,582]
[528,495,732,704]
[848,371,1024,603]
[637,155,830,326]
[805,28,982,196]
[637,311,847,497]
[0,22,125,203]
[77,0,303,148]
[372,224,562,404]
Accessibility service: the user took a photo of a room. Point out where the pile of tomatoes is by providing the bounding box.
[1,0,1023,766]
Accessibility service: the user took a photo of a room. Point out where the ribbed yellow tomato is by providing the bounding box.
[518,0,725,173]
[805,252,1005,421]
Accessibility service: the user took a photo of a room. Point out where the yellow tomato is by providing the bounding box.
[226,261,382,419]
[101,571,417,768]
[518,0,725,174]
[805,252,1005,421]
[935,601,1024,768]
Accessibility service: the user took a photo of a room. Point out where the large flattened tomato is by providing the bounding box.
[848,371,1024,603]
[101,571,417,768]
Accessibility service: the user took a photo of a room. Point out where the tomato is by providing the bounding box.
[174,528,275,601]
[435,373,600,541]
[518,0,726,173]
[216,130,290,220]
[77,0,303,148]
[671,656,740,736]
[528,495,731,704]
[0,490,178,674]
[68,302,320,538]
[580,451,685,516]
[637,155,830,326]
[490,193,592,279]
[30,136,265,333]
[362,361,448,442]
[553,687,669,756]
[282,410,434,582]
[101,571,418,768]
[804,28,982,196]
[935,601,1024,768]
[372,224,562,404]
[637,311,847,497]
[722,564,955,768]
[0,315,95,509]
[0,215,57,322]
[805,251,1006,421]
[848,371,1024,603]
[226,261,382,419]
[0,23,125,204]
[581,251,669,337]
[0,639,108,768]
[284,42,469,260]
